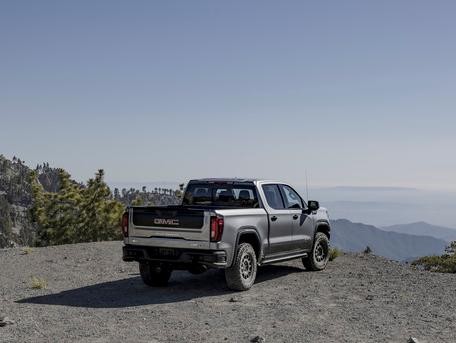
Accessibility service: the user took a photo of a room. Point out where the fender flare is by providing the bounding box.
[313,219,331,239]
[234,227,263,261]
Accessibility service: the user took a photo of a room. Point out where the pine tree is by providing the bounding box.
[31,168,124,246]
[80,169,123,242]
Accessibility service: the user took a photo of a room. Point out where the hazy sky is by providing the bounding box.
[1,1,455,190]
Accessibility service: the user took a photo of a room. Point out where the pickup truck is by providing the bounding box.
[122,178,331,291]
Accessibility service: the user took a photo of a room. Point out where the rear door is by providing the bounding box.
[261,184,295,255]
[129,207,210,241]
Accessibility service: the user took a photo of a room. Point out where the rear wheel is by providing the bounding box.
[302,232,329,271]
[139,262,172,287]
[225,243,257,291]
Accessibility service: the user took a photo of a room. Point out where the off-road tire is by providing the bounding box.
[225,243,257,291]
[302,232,330,271]
[139,262,172,287]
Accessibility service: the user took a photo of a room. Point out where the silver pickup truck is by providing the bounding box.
[122,178,331,291]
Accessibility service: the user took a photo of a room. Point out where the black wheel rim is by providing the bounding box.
[314,240,328,263]
[240,253,254,279]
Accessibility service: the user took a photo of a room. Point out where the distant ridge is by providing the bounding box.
[382,222,456,242]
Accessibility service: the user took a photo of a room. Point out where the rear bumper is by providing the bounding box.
[122,244,227,268]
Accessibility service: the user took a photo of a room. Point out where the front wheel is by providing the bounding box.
[139,262,172,287]
[302,232,330,271]
[225,243,257,291]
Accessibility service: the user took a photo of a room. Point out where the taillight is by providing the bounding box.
[121,212,129,238]
[210,216,224,242]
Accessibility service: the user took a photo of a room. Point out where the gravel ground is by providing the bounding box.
[1,241,455,343]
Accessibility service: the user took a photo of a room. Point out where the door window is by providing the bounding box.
[279,185,303,209]
[262,184,285,209]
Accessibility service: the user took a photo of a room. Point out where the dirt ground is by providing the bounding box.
[1,241,455,342]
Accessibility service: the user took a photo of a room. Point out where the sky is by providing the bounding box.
[1,1,456,190]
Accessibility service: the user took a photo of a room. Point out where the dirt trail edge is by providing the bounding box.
[1,241,455,342]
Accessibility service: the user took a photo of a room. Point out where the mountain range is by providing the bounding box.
[382,222,456,242]
[330,219,448,261]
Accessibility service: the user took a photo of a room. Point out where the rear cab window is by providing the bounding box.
[183,183,260,208]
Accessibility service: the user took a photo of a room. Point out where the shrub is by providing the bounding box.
[329,247,341,261]
[31,276,47,289]
[412,254,456,273]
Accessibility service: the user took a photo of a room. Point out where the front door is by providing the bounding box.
[278,184,314,251]
[261,184,294,255]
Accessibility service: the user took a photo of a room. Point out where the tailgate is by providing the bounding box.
[129,207,210,241]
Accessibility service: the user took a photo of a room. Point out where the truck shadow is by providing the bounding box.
[16,265,303,308]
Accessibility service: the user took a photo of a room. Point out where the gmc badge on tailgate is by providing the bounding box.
[154,218,180,226]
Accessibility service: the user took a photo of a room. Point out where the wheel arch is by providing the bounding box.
[314,220,331,240]
[234,227,263,263]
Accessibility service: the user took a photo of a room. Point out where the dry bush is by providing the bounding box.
[329,247,341,261]
[31,276,47,289]
[21,247,33,255]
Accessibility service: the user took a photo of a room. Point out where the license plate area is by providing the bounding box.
[148,247,181,259]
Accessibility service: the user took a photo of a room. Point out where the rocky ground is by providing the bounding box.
[1,241,455,343]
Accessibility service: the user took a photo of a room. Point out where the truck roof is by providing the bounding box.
[188,178,281,184]
[188,178,258,183]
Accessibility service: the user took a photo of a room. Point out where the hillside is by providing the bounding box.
[331,219,447,261]
[382,221,456,242]
[0,155,61,247]
[1,241,455,342]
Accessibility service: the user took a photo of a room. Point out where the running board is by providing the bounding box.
[260,252,308,265]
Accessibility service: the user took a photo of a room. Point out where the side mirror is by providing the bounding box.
[307,200,320,212]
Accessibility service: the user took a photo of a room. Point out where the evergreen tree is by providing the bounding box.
[80,169,123,242]
[114,188,120,200]
[31,168,124,246]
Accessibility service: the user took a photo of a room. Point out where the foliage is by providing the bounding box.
[31,276,47,289]
[444,241,456,255]
[412,241,456,273]
[329,247,341,261]
[31,169,124,246]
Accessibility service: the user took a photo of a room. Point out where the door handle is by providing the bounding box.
[271,216,278,222]
[293,215,299,220]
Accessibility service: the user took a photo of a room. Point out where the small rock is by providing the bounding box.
[366,295,374,301]
[250,336,265,343]
[229,297,239,303]
[408,337,420,343]
[0,316,15,327]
